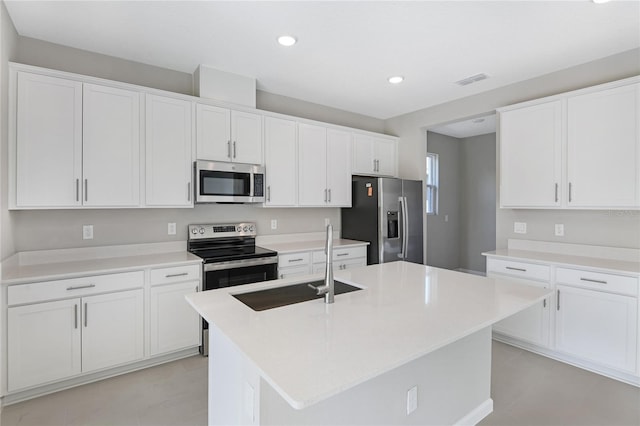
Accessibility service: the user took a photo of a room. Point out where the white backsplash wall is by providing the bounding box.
[13,206,342,252]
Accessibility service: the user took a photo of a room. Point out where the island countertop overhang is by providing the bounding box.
[186,261,552,409]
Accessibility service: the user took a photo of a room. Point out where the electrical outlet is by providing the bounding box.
[83,225,94,240]
[514,222,527,234]
[407,386,418,415]
[555,224,564,237]
[168,222,176,235]
[271,219,277,230]
[444,214,449,222]
[324,218,330,226]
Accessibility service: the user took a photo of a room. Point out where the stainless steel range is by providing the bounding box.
[187,222,278,355]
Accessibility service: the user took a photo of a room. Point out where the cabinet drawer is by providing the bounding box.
[7,271,144,306]
[555,268,638,297]
[150,264,200,286]
[278,252,311,268]
[312,246,367,263]
[486,258,550,282]
[278,265,311,279]
[313,257,366,274]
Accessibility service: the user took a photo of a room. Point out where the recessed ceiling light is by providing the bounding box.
[388,76,404,84]
[277,35,297,47]
[592,0,611,3]
[472,118,486,124]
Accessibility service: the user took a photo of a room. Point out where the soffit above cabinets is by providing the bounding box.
[5,1,640,119]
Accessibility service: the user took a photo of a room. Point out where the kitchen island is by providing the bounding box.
[186,261,551,425]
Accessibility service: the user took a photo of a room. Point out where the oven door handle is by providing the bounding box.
[203,256,278,272]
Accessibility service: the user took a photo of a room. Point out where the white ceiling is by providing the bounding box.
[429,114,496,139]
[5,1,640,120]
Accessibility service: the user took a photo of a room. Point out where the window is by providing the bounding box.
[426,153,439,215]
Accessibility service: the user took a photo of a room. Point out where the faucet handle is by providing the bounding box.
[308,283,328,295]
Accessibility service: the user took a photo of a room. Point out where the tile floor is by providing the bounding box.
[1,341,639,426]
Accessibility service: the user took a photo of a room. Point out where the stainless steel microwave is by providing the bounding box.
[194,160,265,203]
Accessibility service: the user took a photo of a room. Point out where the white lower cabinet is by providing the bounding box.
[8,299,81,391]
[555,284,637,374]
[150,281,201,355]
[7,272,144,391]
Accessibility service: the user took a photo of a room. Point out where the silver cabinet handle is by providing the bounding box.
[267,186,271,202]
[67,284,96,291]
[506,266,526,272]
[76,179,80,202]
[557,290,560,311]
[580,277,607,285]
[166,272,189,278]
[336,253,348,257]
[227,140,231,158]
[328,189,331,203]
[568,182,572,202]
[280,274,284,279]
[373,159,377,172]
[324,189,328,203]
[288,258,304,263]
[187,182,191,202]
[84,302,88,327]
[74,304,78,329]
[555,183,558,203]
[543,299,546,308]
[233,141,237,158]
[195,285,199,292]
[84,179,88,202]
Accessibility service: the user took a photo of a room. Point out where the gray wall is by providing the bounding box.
[1,1,17,259]
[386,48,640,250]
[459,133,496,272]
[425,132,460,270]
[1,33,387,254]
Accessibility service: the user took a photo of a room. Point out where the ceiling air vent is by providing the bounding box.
[455,73,489,86]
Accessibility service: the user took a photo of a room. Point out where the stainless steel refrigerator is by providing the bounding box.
[341,176,424,265]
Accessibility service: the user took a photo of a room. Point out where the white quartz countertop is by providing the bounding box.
[259,238,368,254]
[483,249,640,275]
[186,261,551,409]
[2,251,202,285]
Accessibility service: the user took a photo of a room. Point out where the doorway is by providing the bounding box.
[425,114,496,274]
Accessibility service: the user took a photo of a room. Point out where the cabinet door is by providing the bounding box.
[490,275,550,347]
[264,117,297,206]
[499,101,562,207]
[298,123,328,206]
[81,289,144,373]
[326,129,352,206]
[567,83,640,208]
[15,72,82,207]
[352,133,375,175]
[149,281,201,356]
[8,299,81,390]
[196,104,231,161]
[279,265,312,279]
[231,111,263,164]
[555,285,637,373]
[146,95,193,206]
[83,84,140,207]
[375,137,397,177]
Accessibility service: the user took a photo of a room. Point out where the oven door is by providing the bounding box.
[200,257,277,356]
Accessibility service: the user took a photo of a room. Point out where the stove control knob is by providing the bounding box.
[243,226,248,232]
[198,227,205,234]
[191,228,198,235]
[249,225,255,232]
[236,226,242,233]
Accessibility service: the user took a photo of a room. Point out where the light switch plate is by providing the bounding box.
[324,218,330,226]
[83,225,94,240]
[168,223,176,235]
[407,386,418,415]
[514,222,527,234]
[555,224,564,237]
[271,219,277,230]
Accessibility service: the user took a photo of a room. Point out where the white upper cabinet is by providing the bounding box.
[145,94,194,207]
[499,100,562,208]
[15,72,83,208]
[264,116,297,206]
[567,83,640,208]
[83,83,140,207]
[352,133,397,177]
[298,123,328,206]
[196,104,263,164]
[326,129,352,206]
[498,77,640,210]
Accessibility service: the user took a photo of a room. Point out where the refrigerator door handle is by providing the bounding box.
[398,196,408,260]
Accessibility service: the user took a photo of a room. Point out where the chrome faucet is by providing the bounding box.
[309,224,335,304]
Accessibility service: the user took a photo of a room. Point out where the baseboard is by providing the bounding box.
[454,398,493,426]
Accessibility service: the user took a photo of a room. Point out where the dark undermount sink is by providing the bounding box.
[233,280,362,311]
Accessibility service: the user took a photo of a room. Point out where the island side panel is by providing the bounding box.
[209,326,261,426]
[259,327,493,425]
